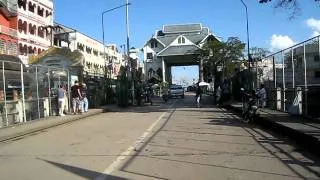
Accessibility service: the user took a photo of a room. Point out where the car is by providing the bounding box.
[168,85,184,98]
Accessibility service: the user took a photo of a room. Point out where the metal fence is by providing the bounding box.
[0,60,71,128]
[256,35,320,117]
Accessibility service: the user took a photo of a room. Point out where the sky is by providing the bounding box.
[54,0,320,83]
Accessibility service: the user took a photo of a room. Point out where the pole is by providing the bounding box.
[240,0,251,89]
[21,64,26,122]
[125,0,134,105]
[2,61,8,126]
[36,66,40,119]
[101,3,131,104]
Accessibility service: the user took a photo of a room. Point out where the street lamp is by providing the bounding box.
[102,3,131,71]
[240,0,253,90]
[101,3,131,103]
[240,0,250,67]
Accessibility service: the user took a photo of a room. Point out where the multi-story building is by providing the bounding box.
[105,44,125,79]
[17,0,54,64]
[52,23,124,80]
[0,0,18,55]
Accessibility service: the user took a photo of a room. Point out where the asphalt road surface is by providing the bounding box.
[0,93,319,180]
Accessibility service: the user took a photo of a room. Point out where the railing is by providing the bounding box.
[0,39,18,55]
[0,25,17,37]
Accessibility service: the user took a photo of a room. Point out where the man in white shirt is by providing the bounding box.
[57,85,66,116]
[257,84,266,108]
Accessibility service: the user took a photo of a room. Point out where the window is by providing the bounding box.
[18,0,26,10]
[38,27,44,38]
[147,53,153,59]
[38,6,44,17]
[28,2,35,13]
[178,36,185,44]
[151,41,158,48]
[314,55,320,62]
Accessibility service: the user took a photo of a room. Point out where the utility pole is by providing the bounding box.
[125,0,134,105]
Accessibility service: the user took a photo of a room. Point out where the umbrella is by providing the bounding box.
[199,82,210,86]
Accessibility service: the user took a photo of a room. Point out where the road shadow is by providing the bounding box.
[39,158,128,180]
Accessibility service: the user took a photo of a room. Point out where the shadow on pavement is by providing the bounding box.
[40,158,128,180]
[206,108,320,179]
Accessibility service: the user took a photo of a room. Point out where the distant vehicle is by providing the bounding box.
[168,85,184,98]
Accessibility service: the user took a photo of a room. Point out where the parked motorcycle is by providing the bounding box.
[241,88,259,124]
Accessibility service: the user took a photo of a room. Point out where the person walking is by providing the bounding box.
[195,83,202,108]
[80,83,88,113]
[57,85,66,116]
[215,85,221,106]
[71,81,82,114]
[257,84,267,108]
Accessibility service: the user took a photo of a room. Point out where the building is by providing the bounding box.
[17,0,54,64]
[29,23,124,81]
[0,0,18,55]
[105,44,125,79]
[143,23,219,83]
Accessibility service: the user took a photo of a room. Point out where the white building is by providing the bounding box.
[53,23,124,79]
[143,23,219,83]
[17,0,54,64]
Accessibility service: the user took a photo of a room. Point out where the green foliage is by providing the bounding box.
[201,37,245,79]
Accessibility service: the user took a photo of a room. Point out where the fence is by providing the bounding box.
[0,60,71,128]
[256,35,320,117]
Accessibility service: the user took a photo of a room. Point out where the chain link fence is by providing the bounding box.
[256,35,320,117]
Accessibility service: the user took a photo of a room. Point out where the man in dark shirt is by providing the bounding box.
[71,81,82,114]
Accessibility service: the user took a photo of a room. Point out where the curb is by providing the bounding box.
[224,104,320,156]
[0,107,109,142]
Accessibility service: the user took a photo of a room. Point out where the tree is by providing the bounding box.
[201,37,245,83]
[259,0,320,18]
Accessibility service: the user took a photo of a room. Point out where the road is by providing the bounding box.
[0,93,319,180]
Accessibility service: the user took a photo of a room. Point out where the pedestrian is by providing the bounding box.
[257,84,266,108]
[222,79,230,103]
[195,83,202,108]
[80,82,88,113]
[57,84,66,116]
[215,85,221,106]
[71,81,82,115]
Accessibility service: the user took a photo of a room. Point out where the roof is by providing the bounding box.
[0,55,25,71]
[163,24,202,34]
[157,45,200,57]
[156,26,211,46]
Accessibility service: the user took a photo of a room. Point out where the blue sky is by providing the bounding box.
[54,0,320,83]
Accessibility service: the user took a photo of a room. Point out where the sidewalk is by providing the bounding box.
[0,97,166,143]
[225,102,320,155]
[0,104,119,142]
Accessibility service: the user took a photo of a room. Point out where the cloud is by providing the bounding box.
[269,34,295,52]
[306,18,320,37]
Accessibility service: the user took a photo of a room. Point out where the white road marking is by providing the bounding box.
[95,109,170,180]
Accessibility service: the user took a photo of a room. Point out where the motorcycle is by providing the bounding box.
[241,89,259,124]
[162,92,169,103]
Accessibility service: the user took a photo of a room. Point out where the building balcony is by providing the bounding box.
[0,39,18,55]
[0,25,17,38]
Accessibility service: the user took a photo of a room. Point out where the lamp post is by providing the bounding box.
[240,0,252,90]
[125,0,135,105]
[101,3,131,103]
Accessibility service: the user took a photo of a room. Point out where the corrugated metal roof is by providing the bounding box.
[163,24,202,34]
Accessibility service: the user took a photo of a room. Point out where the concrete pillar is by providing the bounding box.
[162,57,166,82]
[199,58,204,82]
